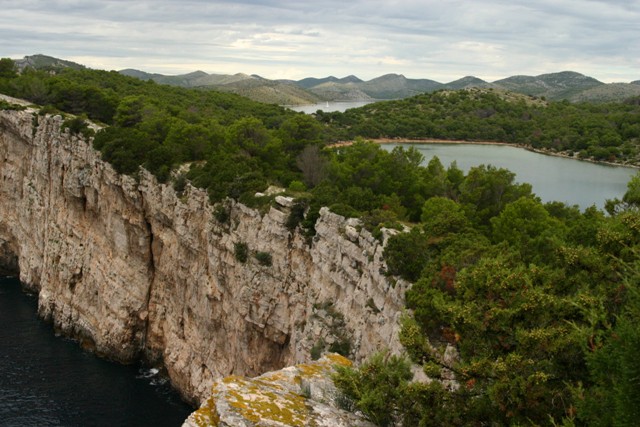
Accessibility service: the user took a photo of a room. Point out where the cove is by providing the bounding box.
[287,100,374,114]
[381,143,637,210]
[0,277,193,427]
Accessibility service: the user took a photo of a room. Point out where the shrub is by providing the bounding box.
[333,391,356,412]
[288,180,307,192]
[361,208,401,233]
[38,105,61,116]
[286,199,308,231]
[310,339,325,361]
[0,99,26,111]
[173,174,187,194]
[62,115,94,136]
[328,203,360,218]
[333,352,413,427]
[213,205,230,223]
[328,339,351,357]
[234,242,248,263]
[299,381,311,399]
[254,251,272,267]
[383,227,430,282]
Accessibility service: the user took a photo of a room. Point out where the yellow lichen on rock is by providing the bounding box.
[188,396,221,427]
[183,354,377,427]
[324,353,352,367]
[226,381,308,426]
[296,353,350,378]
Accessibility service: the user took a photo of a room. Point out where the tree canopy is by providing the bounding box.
[338,172,640,426]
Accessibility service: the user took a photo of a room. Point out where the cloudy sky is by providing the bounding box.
[1,0,638,82]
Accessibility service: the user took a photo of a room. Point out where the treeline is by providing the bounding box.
[318,89,640,164]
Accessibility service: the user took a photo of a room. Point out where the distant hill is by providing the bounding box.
[211,75,323,105]
[293,71,640,104]
[120,69,247,87]
[444,76,495,90]
[567,83,640,103]
[305,80,374,102]
[294,75,362,89]
[119,68,640,105]
[117,68,322,105]
[354,74,443,99]
[119,68,164,80]
[493,71,604,99]
[14,54,638,105]
[15,54,86,71]
[115,64,640,105]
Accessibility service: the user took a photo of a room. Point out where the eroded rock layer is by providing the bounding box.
[0,107,406,405]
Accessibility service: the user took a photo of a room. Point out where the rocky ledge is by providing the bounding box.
[184,354,375,427]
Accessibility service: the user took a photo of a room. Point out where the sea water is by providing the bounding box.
[0,276,193,427]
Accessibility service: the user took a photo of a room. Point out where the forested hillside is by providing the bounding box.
[2,57,640,426]
[0,58,325,196]
[320,89,640,165]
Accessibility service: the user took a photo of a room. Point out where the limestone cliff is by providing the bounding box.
[0,104,406,407]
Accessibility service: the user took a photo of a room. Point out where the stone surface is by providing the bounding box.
[0,107,408,407]
[275,195,294,207]
[183,354,376,427]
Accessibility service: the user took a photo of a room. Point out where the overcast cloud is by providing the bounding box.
[1,0,638,82]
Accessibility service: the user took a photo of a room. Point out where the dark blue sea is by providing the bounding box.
[0,276,193,427]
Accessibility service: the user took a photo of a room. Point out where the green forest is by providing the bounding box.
[2,58,640,426]
[319,89,640,164]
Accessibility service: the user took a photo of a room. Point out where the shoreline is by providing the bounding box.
[329,137,640,169]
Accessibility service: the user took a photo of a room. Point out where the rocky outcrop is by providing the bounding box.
[183,354,375,427]
[0,105,407,406]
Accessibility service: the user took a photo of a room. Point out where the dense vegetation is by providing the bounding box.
[334,166,640,425]
[0,60,323,191]
[319,89,640,164]
[2,58,640,425]
[319,141,640,426]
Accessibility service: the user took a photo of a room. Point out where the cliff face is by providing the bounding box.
[0,107,406,405]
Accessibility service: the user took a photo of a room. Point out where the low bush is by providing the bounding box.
[234,242,248,263]
[254,251,272,266]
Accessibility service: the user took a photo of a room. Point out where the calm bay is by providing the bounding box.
[380,143,637,210]
[289,103,637,210]
[287,101,375,113]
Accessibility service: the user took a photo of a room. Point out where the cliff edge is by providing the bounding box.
[0,105,406,407]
